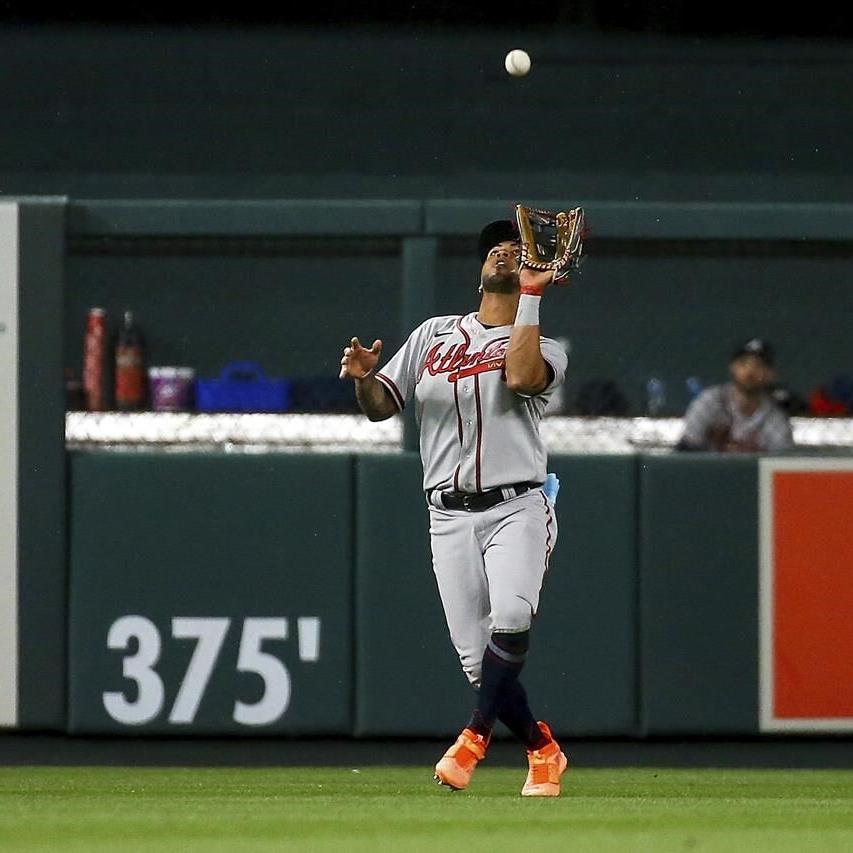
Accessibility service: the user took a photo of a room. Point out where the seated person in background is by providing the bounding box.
[676,338,794,452]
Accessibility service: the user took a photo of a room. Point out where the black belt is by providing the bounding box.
[433,482,536,512]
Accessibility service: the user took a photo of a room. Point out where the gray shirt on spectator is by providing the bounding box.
[679,383,794,452]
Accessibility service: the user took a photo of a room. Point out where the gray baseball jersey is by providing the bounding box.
[680,383,794,451]
[375,312,569,492]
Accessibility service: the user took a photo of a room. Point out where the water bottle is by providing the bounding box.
[115,309,146,411]
[645,378,666,417]
[685,376,703,403]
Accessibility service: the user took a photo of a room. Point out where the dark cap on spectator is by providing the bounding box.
[478,220,519,263]
[731,338,775,366]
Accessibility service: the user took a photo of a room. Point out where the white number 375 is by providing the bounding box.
[101,615,320,727]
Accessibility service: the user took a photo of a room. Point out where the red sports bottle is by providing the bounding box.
[82,307,107,411]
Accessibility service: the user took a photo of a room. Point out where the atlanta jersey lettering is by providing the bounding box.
[375,313,568,492]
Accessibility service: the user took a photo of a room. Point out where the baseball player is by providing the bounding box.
[339,219,568,796]
[676,338,794,452]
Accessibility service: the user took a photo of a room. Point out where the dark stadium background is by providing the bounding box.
[0,1,849,36]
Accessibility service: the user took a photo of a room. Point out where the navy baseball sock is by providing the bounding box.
[467,630,531,739]
[497,679,550,751]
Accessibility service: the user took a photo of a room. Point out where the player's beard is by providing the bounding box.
[481,269,519,294]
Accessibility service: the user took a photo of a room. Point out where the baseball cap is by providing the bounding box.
[731,337,775,366]
[478,219,519,263]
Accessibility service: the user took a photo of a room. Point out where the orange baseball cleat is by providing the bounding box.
[521,721,568,797]
[433,728,489,790]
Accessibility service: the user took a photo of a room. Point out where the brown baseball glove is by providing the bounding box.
[515,204,587,284]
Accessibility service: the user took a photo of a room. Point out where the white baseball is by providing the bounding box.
[505,49,531,77]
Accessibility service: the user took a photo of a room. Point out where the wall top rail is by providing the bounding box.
[61,198,853,242]
[66,199,424,238]
[424,200,853,241]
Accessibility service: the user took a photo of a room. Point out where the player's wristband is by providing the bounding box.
[514,293,541,326]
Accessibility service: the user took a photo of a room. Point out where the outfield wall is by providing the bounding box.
[2,195,852,739]
[54,450,853,739]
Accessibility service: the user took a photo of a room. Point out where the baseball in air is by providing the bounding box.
[505,49,531,77]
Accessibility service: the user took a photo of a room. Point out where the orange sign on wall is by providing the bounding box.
[760,459,853,731]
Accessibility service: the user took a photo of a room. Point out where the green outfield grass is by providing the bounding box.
[1,766,852,852]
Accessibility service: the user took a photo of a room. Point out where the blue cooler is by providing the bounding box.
[195,361,291,413]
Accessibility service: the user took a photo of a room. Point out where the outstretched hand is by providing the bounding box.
[519,267,556,295]
[339,337,382,380]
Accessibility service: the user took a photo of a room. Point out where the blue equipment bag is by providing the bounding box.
[195,361,291,413]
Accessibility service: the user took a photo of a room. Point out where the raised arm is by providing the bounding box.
[339,336,398,421]
[504,268,556,395]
